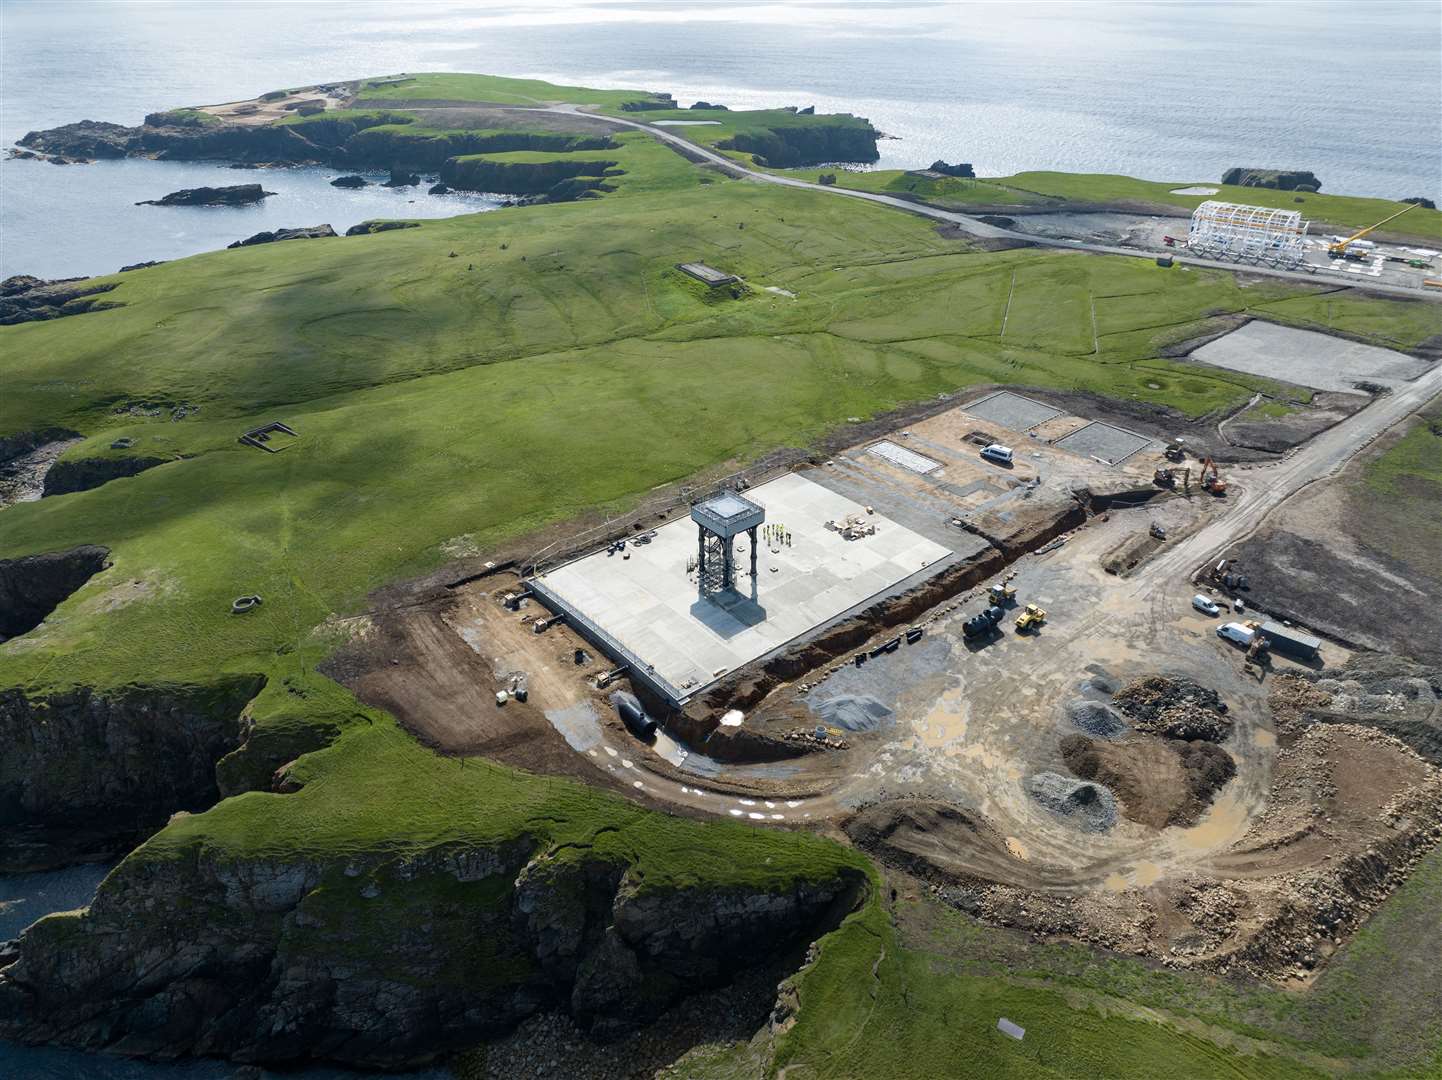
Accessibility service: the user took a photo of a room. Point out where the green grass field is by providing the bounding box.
[1352,401,1442,580]
[3,146,1437,714]
[347,71,663,109]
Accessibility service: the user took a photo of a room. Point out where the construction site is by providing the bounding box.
[1003,196,1441,291]
[327,306,1442,991]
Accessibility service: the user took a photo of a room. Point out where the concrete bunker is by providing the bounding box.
[676,262,740,287]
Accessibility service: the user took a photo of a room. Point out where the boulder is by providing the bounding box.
[118,260,165,272]
[329,174,368,188]
[345,220,420,236]
[137,183,274,207]
[929,159,976,178]
[380,167,420,187]
[690,101,729,111]
[1221,168,1322,192]
[227,225,337,249]
[427,183,450,195]
[0,275,122,325]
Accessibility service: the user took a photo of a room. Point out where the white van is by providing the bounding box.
[1216,622,1255,647]
[980,444,1014,465]
[1191,594,1221,616]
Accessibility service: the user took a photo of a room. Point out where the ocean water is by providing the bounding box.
[3,0,1439,277]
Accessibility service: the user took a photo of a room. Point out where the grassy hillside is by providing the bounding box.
[3,169,1438,700]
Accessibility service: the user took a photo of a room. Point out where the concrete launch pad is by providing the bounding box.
[530,472,952,704]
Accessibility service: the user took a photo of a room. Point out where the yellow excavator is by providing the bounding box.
[1328,203,1415,260]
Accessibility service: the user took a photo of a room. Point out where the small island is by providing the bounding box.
[136,183,274,207]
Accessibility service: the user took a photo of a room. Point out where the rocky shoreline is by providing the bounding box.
[0,833,863,1067]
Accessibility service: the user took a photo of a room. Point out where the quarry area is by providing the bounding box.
[341,318,1442,987]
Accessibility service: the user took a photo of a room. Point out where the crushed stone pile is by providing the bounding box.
[1113,675,1231,742]
[813,694,894,733]
[1064,698,1129,740]
[1025,772,1118,832]
[1269,654,1442,764]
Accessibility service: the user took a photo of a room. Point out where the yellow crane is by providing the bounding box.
[1328,203,1416,259]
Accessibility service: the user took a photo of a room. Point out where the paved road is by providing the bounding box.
[557,105,1441,303]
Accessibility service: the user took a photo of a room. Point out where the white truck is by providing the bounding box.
[980,444,1014,465]
[1216,622,1255,647]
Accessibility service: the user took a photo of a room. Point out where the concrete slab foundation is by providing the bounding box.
[530,473,952,706]
[962,391,1063,432]
[1054,421,1155,464]
[1190,320,1432,392]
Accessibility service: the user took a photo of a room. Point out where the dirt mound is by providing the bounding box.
[1113,675,1231,742]
[1269,654,1442,764]
[1061,734,1235,829]
[843,799,1025,892]
[1063,698,1129,739]
[814,694,893,733]
[1025,772,1117,832]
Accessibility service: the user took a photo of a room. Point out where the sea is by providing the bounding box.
[0,0,1439,1074]
[2,0,1440,279]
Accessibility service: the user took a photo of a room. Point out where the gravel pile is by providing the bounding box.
[1064,698,1129,739]
[1113,675,1231,742]
[1025,772,1118,832]
[814,693,894,733]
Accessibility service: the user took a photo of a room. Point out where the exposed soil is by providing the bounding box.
[1061,733,1235,829]
[321,583,628,789]
[1217,419,1442,662]
[852,713,1442,981]
[1220,391,1369,453]
[1269,654,1442,765]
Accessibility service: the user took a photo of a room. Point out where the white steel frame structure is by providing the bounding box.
[1186,201,1309,268]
